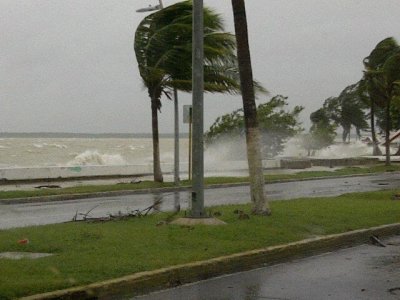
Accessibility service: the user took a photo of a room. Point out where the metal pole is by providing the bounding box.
[173,88,180,185]
[188,109,192,181]
[190,0,205,218]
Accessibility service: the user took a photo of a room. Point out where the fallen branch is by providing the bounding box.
[71,196,164,223]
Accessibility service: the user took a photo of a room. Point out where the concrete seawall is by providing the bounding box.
[1,156,394,182]
[0,160,281,182]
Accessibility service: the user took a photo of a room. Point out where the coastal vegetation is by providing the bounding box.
[310,37,400,162]
[134,1,242,182]
[205,95,304,158]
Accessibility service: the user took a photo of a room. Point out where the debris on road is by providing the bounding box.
[370,235,386,247]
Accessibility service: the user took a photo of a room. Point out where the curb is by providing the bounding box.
[2,172,397,205]
[20,223,400,300]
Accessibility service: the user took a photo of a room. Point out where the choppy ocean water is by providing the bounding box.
[0,134,392,169]
[0,137,189,168]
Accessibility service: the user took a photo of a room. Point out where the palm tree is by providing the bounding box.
[363,37,400,165]
[134,1,241,182]
[321,84,368,143]
[338,83,369,141]
[231,0,270,215]
[357,79,382,155]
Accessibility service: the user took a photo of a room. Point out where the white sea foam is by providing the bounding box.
[205,136,247,162]
[315,141,373,158]
[129,145,145,151]
[279,137,308,157]
[32,143,67,149]
[48,143,68,149]
[67,150,127,166]
[280,136,385,158]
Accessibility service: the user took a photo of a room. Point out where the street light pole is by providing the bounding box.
[136,0,163,12]
[190,0,205,218]
[173,88,180,185]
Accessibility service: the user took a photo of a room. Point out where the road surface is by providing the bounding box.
[0,173,399,229]
[132,235,400,300]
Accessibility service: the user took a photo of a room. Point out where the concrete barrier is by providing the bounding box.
[0,165,154,182]
[0,159,281,182]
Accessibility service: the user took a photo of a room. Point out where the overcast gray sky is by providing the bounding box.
[1,0,400,134]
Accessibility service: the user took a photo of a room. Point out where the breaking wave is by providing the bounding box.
[67,150,127,166]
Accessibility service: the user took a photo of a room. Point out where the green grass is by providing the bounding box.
[0,164,399,201]
[0,189,399,299]
[0,181,172,200]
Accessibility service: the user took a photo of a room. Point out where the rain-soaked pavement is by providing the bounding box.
[0,172,399,229]
[131,235,400,300]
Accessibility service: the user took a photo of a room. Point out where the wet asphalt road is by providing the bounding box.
[0,172,399,229]
[131,235,400,300]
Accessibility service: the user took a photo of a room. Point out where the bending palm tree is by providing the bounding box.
[231,0,271,215]
[363,37,400,165]
[134,1,241,182]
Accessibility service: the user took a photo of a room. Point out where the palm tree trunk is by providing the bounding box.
[231,0,270,215]
[370,100,382,155]
[151,96,164,182]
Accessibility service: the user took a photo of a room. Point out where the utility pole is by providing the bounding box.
[190,0,205,218]
[174,88,180,185]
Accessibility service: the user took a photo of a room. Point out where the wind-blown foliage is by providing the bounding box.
[308,108,337,153]
[363,37,400,162]
[318,83,369,143]
[135,2,241,96]
[205,95,304,158]
[134,1,245,181]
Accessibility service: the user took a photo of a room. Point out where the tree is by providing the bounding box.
[357,79,382,155]
[134,1,241,182]
[321,84,368,143]
[307,108,337,155]
[231,0,270,215]
[205,95,303,158]
[338,83,369,141]
[363,37,400,165]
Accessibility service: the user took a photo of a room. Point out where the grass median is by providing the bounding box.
[0,189,399,298]
[0,164,399,200]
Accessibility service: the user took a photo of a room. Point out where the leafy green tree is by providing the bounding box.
[257,96,303,156]
[307,108,337,155]
[134,1,241,182]
[206,95,304,158]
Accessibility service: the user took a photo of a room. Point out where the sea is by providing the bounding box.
[0,132,393,169]
[0,133,189,168]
